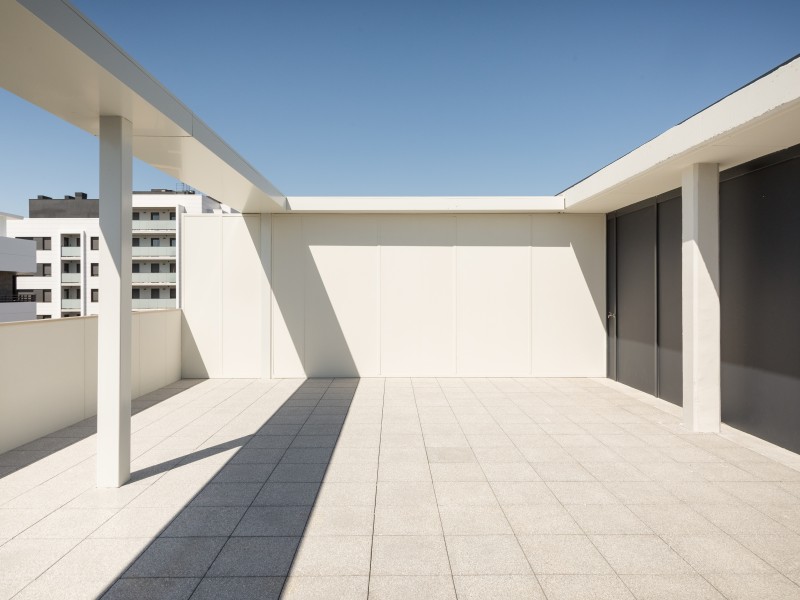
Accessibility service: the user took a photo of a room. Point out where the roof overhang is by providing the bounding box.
[286,196,564,213]
[0,0,286,213]
[561,55,800,213]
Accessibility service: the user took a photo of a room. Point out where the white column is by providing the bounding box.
[682,163,720,432]
[97,116,133,487]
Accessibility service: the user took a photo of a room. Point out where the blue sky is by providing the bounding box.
[1,0,799,216]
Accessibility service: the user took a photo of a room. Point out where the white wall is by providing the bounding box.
[182,213,606,379]
[0,309,181,454]
[181,214,268,378]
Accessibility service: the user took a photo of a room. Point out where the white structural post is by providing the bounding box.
[681,163,721,432]
[97,116,133,487]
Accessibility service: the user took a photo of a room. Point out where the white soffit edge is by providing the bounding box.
[562,55,800,213]
[0,0,286,213]
[286,196,565,213]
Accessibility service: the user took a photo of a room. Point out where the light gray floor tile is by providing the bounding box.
[566,504,652,534]
[538,574,635,600]
[429,463,487,482]
[315,482,376,506]
[127,537,227,577]
[376,481,436,506]
[377,462,432,482]
[368,576,455,600]
[439,504,512,535]
[164,506,247,537]
[489,481,559,505]
[504,504,582,535]
[620,574,724,599]
[518,534,612,574]
[480,462,540,482]
[232,506,310,536]
[590,535,694,575]
[371,535,451,575]
[665,535,776,574]
[208,536,300,577]
[627,504,720,535]
[445,535,531,575]
[189,482,262,507]
[0,538,80,580]
[190,577,284,600]
[704,573,800,600]
[734,533,800,576]
[374,504,442,535]
[281,575,368,600]
[426,447,477,463]
[103,578,200,600]
[434,481,498,506]
[305,504,374,536]
[268,462,327,483]
[692,503,792,535]
[19,507,116,539]
[253,482,320,506]
[453,575,545,600]
[546,482,620,504]
[289,536,372,576]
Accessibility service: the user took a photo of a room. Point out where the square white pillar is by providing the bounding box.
[682,163,721,432]
[97,116,133,487]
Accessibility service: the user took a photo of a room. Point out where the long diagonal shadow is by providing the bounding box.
[100,377,359,599]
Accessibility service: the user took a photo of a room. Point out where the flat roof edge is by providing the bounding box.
[285,196,566,213]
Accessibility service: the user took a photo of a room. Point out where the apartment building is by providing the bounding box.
[0,212,35,322]
[8,190,229,318]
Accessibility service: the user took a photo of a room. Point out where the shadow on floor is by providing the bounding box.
[0,380,203,480]
[100,377,358,600]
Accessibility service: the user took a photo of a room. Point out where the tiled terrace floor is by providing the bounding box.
[1,378,800,600]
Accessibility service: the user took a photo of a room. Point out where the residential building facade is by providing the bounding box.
[8,190,229,318]
[0,212,36,322]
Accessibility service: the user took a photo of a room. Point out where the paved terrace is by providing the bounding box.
[1,378,799,600]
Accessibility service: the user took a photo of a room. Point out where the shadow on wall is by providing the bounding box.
[98,378,359,599]
[0,381,201,480]
[269,213,607,378]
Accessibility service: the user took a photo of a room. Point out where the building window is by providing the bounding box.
[132,263,140,273]
[91,263,99,276]
[132,288,140,299]
[169,288,176,299]
[62,236,69,247]
[90,237,99,251]
[132,237,140,247]
[36,263,51,276]
[37,315,51,320]
[43,290,51,303]
[132,211,140,220]
[169,263,176,273]
[151,212,160,221]
[169,237,176,247]
[150,263,159,274]
[42,237,51,251]
[169,211,176,221]
[91,289,99,303]
[151,238,160,247]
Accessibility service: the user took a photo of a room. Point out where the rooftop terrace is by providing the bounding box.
[2,377,799,599]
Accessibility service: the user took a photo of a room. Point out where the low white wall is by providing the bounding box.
[0,309,181,454]
[181,213,606,379]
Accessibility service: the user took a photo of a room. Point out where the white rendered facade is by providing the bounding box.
[8,191,228,318]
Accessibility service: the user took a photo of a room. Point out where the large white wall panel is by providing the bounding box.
[222,216,264,378]
[271,215,305,377]
[380,215,456,376]
[531,214,606,376]
[304,215,379,377]
[456,215,532,375]
[181,216,222,377]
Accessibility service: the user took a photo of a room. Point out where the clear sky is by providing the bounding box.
[1,0,798,216]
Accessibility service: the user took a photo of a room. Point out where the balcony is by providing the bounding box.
[0,294,36,323]
[60,246,81,257]
[132,298,176,309]
[132,247,176,257]
[132,272,176,284]
[61,298,80,309]
[61,272,81,283]
[132,219,177,231]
